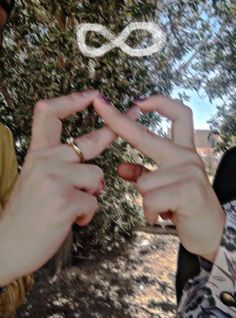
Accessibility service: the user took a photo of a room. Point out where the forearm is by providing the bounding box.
[178,200,236,317]
[0,215,35,316]
[199,209,226,263]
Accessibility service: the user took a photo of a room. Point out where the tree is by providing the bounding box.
[209,101,236,151]
[1,0,236,259]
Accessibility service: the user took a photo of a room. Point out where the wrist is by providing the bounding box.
[199,251,217,264]
[200,207,226,263]
[0,259,16,287]
[0,215,18,286]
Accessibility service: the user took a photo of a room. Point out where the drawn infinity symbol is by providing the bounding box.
[76,22,166,57]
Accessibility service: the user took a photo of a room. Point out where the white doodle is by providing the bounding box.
[76,22,166,58]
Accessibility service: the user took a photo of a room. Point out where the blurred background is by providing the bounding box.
[0,0,235,317]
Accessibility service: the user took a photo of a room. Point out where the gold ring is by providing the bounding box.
[66,137,85,163]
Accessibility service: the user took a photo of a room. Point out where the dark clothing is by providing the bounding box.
[175,146,236,305]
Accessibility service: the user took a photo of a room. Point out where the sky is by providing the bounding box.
[161,6,223,133]
[165,87,222,131]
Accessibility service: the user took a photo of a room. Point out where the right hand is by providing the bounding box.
[0,90,139,285]
[93,95,226,264]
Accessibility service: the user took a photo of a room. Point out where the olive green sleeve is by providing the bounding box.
[0,124,34,317]
[0,125,18,210]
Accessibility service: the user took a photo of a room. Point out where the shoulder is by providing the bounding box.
[0,123,14,141]
[222,200,236,226]
[0,123,12,137]
[223,199,236,212]
[0,123,15,154]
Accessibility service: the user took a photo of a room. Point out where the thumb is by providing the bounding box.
[117,163,150,182]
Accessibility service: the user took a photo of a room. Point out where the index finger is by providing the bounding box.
[30,90,100,151]
[74,105,140,160]
[93,96,180,165]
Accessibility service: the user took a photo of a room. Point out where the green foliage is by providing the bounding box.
[209,101,236,151]
[0,0,236,252]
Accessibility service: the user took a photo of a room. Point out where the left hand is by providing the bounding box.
[93,95,226,263]
[0,91,139,285]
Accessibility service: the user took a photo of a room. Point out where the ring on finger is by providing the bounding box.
[66,137,85,163]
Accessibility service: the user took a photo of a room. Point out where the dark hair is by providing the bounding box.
[213,145,236,204]
[0,0,15,18]
[176,145,236,304]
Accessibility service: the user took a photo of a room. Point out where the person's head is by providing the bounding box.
[213,145,236,204]
[0,0,15,37]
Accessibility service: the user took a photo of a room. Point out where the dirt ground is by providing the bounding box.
[16,233,179,318]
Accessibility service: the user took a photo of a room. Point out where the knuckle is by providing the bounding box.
[27,158,45,177]
[91,165,104,180]
[37,166,53,184]
[70,92,80,103]
[34,100,49,116]
[62,187,76,204]
[185,179,205,202]
[183,105,193,118]
[143,194,153,214]
[90,195,99,211]
[136,176,147,194]
[35,160,60,183]
[194,153,205,167]
[186,163,206,180]
[84,132,100,145]
[184,149,204,167]
[24,151,37,165]
[54,188,75,215]
[26,148,50,163]
[21,155,43,180]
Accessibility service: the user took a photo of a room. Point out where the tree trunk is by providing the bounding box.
[43,230,73,277]
[43,5,73,277]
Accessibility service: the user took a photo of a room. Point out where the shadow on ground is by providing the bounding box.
[16,234,179,318]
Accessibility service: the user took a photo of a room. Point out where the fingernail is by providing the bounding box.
[133,97,147,104]
[126,106,141,120]
[99,179,105,192]
[98,95,111,104]
[94,180,106,197]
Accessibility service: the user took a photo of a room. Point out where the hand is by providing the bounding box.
[93,95,226,263]
[0,90,139,285]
